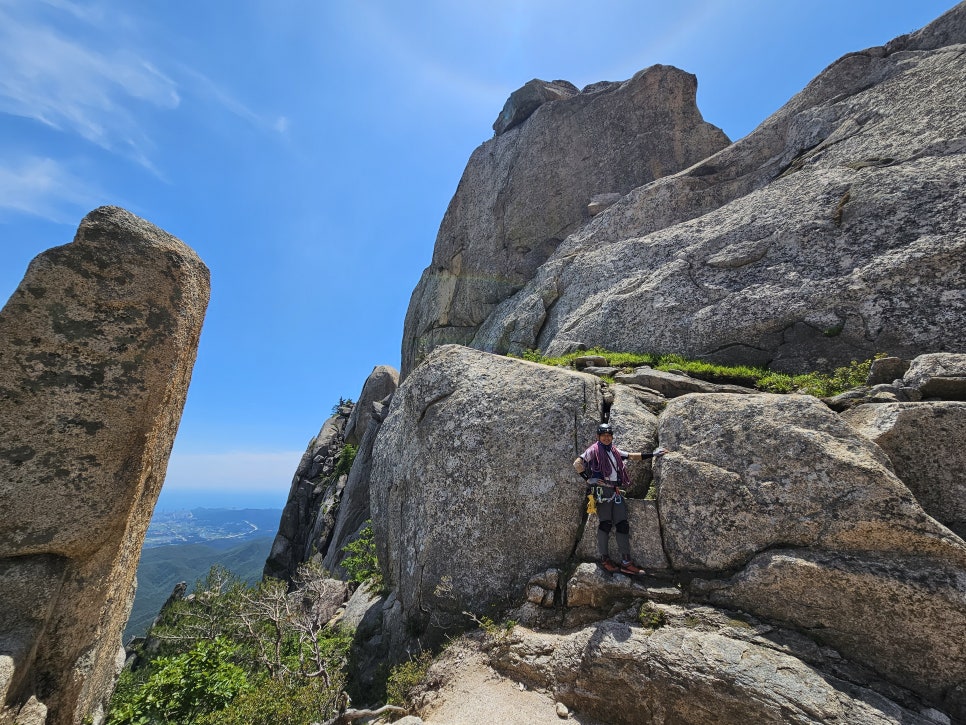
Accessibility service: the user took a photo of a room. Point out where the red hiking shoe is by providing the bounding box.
[599,558,620,573]
[619,560,645,576]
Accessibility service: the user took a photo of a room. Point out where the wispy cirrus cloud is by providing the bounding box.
[0,2,179,169]
[0,0,287,177]
[0,156,106,222]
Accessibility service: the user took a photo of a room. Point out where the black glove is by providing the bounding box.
[580,471,590,480]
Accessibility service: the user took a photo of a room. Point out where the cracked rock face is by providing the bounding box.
[702,549,966,720]
[491,617,937,725]
[656,393,965,571]
[370,345,603,642]
[401,65,730,376]
[843,400,966,537]
[0,207,209,724]
[472,3,966,373]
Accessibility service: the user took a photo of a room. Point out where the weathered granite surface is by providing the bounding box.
[370,345,603,641]
[402,65,729,375]
[0,207,209,724]
[473,4,966,373]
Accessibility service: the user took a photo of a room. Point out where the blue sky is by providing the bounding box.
[1,0,956,510]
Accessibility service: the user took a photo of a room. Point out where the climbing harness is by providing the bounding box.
[591,483,626,505]
[586,482,626,514]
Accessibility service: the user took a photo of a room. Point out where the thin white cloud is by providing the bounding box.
[0,3,178,170]
[0,0,286,175]
[0,156,105,222]
[163,450,303,493]
[173,63,291,136]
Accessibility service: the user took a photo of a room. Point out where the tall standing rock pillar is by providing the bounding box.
[0,207,210,724]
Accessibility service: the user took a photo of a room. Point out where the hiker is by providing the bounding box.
[573,423,667,575]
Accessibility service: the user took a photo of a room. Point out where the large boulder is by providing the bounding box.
[0,207,209,724]
[490,617,936,724]
[370,345,603,641]
[492,78,578,135]
[655,393,965,570]
[401,65,730,375]
[842,401,966,537]
[699,549,966,719]
[473,4,966,372]
[902,353,966,400]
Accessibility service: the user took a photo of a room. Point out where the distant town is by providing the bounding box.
[143,507,283,548]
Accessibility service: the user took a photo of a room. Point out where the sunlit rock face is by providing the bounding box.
[401,65,730,376]
[371,345,604,641]
[471,4,966,373]
[0,206,209,725]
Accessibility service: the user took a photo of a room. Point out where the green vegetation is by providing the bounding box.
[333,443,358,479]
[340,522,384,592]
[108,564,352,725]
[331,396,354,414]
[514,347,881,398]
[385,651,434,708]
[639,602,667,630]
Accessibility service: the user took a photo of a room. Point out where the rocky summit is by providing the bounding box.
[401,64,731,376]
[0,208,209,725]
[408,3,966,375]
[13,4,966,725]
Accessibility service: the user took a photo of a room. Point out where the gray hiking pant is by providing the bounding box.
[596,497,630,562]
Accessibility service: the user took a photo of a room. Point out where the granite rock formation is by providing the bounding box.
[263,403,352,583]
[0,207,209,725]
[370,345,603,640]
[264,365,398,583]
[471,3,966,373]
[842,400,966,537]
[490,615,939,725]
[362,344,966,721]
[343,365,398,446]
[271,6,966,722]
[656,393,963,570]
[401,65,730,376]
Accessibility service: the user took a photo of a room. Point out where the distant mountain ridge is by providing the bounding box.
[124,536,276,641]
[123,508,283,642]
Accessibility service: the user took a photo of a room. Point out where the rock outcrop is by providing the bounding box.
[361,344,966,721]
[401,65,730,375]
[263,403,353,583]
[698,549,966,719]
[843,400,966,537]
[370,345,603,641]
[656,393,963,571]
[0,207,209,724]
[490,615,938,725]
[272,6,966,723]
[472,3,966,373]
[264,365,399,583]
[343,366,398,446]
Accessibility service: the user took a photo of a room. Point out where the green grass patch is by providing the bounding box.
[512,348,881,398]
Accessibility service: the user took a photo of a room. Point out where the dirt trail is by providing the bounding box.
[415,641,604,725]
